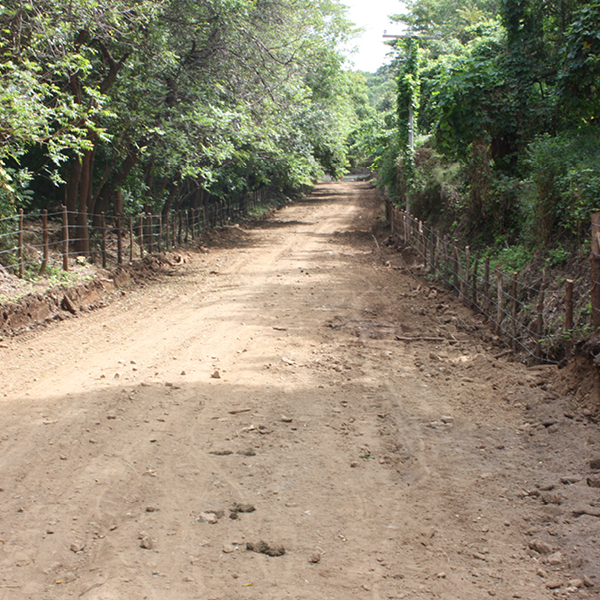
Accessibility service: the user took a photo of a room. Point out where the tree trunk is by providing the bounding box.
[66,159,82,228]
[161,183,179,218]
[93,152,139,226]
[114,189,124,216]
[74,147,94,254]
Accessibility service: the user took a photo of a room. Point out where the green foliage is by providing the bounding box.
[545,243,570,267]
[558,0,600,120]
[488,243,532,272]
[396,0,502,40]
[524,127,600,240]
[0,0,362,217]
[377,0,600,252]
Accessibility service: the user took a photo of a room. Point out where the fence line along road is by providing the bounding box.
[385,200,598,365]
[0,189,273,281]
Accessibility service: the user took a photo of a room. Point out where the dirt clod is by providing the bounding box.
[587,475,600,488]
[231,503,255,514]
[246,541,285,557]
[590,458,600,471]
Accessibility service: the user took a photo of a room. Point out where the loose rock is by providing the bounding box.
[139,532,153,549]
[197,512,219,524]
[529,540,553,554]
[548,551,563,565]
[587,475,600,488]
[541,492,562,505]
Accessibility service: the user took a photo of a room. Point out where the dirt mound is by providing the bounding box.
[0,251,190,338]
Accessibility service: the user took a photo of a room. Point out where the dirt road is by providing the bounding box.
[1,182,599,600]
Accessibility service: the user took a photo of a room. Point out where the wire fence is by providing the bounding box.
[386,200,590,364]
[0,189,273,281]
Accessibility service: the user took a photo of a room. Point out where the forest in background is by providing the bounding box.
[358,0,600,274]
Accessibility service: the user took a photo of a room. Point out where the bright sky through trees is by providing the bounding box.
[342,0,407,72]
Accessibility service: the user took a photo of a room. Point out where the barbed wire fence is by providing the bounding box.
[0,188,273,282]
[385,199,593,364]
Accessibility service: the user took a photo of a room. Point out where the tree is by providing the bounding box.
[0,0,360,233]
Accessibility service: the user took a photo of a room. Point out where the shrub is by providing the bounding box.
[524,127,600,241]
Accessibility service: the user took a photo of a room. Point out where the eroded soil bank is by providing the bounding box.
[1,182,599,600]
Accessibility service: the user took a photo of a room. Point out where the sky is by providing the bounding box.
[341,0,407,72]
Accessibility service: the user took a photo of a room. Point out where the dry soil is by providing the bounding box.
[1,181,600,600]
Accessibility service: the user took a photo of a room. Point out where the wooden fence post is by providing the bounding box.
[138,214,144,259]
[565,279,574,359]
[40,209,49,275]
[591,212,600,329]
[472,256,479,308]
[62,204,69,271]
[117,214,123,265]
[17,209,24,278]
[535,288,546,359]
[453,242,459,294]
[496,270,503,335]
[166,212,171,249]
[464,246,470,304]
[158,214,163,253]
[440,235,448,285]
[129,216,134,262]
[484,257,490,313]
[100,212,107,268]
[147,213,153,254]
[511,272,518,350]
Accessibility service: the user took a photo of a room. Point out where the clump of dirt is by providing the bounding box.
[552,355,600,418]
[245,541,285,557]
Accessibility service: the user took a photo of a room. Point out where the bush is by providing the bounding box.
[524,127,600,241]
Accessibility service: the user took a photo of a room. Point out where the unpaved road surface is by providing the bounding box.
[1,182,600,600]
